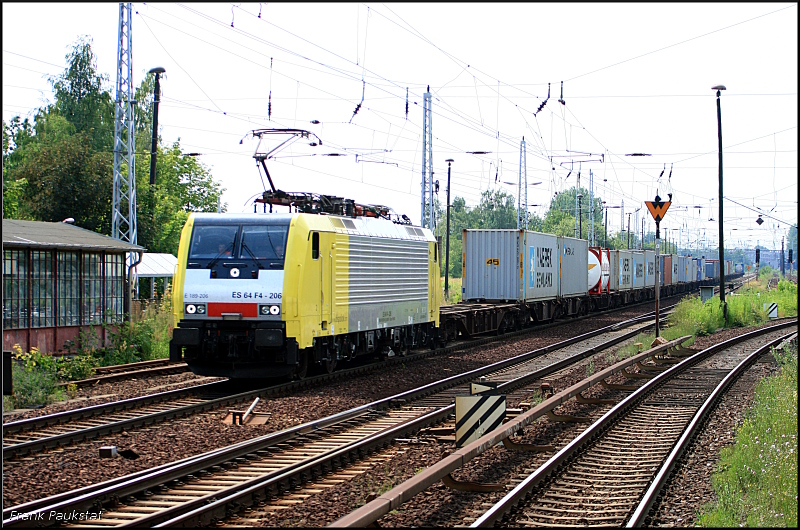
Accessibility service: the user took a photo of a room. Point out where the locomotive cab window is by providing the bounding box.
[239,225,288,261]
[312,232,319,260]
[189,226,238,260]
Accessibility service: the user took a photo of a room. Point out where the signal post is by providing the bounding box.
[645,195,671,339]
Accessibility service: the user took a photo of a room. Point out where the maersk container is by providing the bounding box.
[644,250,656,287]
[611,250,633,291]
[462,229,559,302]
[671,255,680,285]
[525,231,560,301]
[631,251,645,289]
[558,236,588,297]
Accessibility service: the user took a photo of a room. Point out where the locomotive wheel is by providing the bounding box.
[324,358,337,374]
[294,351,309,380]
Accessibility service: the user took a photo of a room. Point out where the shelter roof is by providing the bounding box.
[136,253,178,278]
[2,220,145,252]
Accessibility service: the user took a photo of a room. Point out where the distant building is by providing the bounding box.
[3,219,144,354]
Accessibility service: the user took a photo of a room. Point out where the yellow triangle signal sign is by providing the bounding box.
[645,200,671,222]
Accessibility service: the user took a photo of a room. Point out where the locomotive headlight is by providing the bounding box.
[259,305,281,316]
[260,305,269,315]
[196,304,206,314]
[185,304,196,314]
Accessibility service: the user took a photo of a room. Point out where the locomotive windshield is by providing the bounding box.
[239,225,287,260]
[188,219,290,267]
[189,225,238,259]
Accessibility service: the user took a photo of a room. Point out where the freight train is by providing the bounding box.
[169,210,740,380]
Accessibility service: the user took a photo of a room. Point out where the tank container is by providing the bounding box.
[588,247,610,294]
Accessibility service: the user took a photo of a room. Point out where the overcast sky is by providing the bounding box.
[3,3,797,251]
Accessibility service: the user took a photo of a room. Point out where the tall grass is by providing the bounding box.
[442,277,462,305]
[670,279,797,336]
[697,343,797,527]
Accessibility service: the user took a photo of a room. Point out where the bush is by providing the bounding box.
[10,345,65,408]
[57,354,96,381]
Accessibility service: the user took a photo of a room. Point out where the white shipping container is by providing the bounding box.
[671,255,679,285]
[463,229,522,302]
[558,237,589,297]
[524,231,560,301]
[608,250,620,291]
[631,251,645,289]
[644,250,656,287]
[612,250,633,291]
[463,229,559,302]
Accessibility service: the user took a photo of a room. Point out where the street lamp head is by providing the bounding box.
[711,85,726,91]
[445,159,454,163]
[148,66,166,75]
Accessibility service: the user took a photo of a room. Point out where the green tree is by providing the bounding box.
[542,186,603,240]
[4,37,225,261]
[16,125,113,233]
[49,36,114,152]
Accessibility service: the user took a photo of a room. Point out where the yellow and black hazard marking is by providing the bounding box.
[455,394,506,448]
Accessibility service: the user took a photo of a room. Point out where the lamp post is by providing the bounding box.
[713,84,727,321]
[444,159,454,300]
[627,213,632,249]
[148,67,166,186]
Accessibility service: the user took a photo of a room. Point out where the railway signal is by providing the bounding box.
[645,194,671,339]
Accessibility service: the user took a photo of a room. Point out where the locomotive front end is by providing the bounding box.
[170,213,298,378]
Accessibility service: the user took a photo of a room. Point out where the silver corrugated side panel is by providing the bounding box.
[347,235,429,331]
[463,230,523,301]
[631,251,645,289]
[609,250,620,291]
[558,236,588,297]
[644,250,655,287]
[523,231,559,301]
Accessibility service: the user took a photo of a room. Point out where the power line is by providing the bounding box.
[565,4,797,82]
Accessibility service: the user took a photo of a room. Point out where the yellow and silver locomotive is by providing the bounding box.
[170,211,441,379]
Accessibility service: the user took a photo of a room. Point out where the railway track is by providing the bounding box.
[56,359,190,389]
[470,323,796,527]
[2,295,683,461]
[3,311,668,527]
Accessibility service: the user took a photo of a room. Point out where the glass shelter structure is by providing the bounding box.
[3,220,144,354]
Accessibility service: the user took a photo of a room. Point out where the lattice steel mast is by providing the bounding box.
[518,137,527,229]
[420,87,434,230]
[112,3,137,291]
